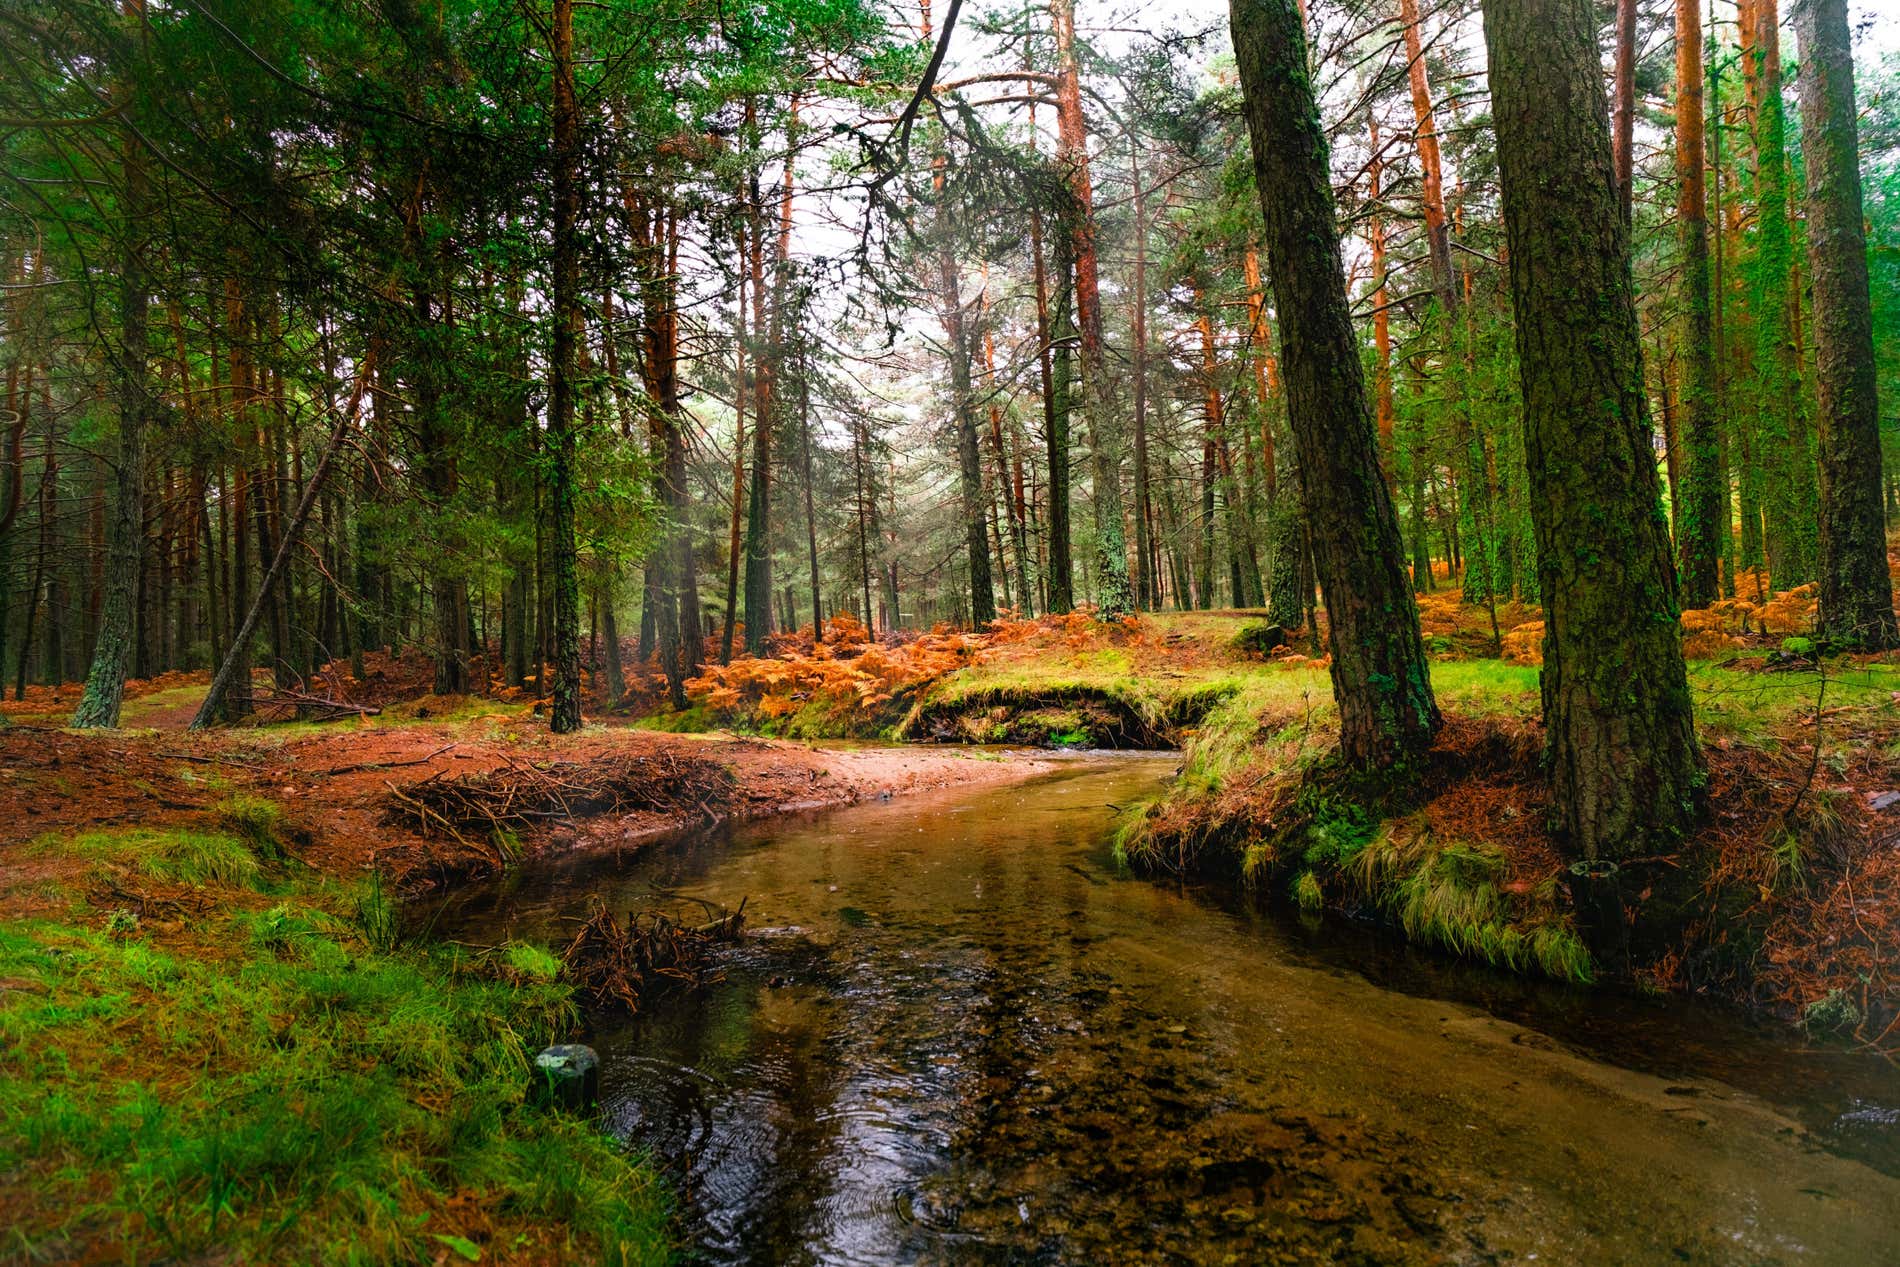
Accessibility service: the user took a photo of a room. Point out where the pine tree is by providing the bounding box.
[1483,0,1703,872]
[1230,0,1440,768]
[1793,0,1899,647]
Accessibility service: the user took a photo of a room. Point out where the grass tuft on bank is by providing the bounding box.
[0,821,671,1266]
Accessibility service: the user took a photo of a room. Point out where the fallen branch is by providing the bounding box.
[321,742,456,777]
[155,750,268,772]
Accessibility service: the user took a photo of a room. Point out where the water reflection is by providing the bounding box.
[434,756,1900,1265]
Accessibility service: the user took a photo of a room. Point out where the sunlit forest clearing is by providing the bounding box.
[5,0,1900,1260]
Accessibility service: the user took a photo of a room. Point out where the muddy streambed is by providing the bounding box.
[430,752,1900,1265]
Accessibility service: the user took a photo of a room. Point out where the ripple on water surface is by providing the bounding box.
[433,755,1900,1266]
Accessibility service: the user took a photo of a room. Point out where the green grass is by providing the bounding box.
[1351,828,1592,984]
[215,792,288,859]
[1,827,671,1266]
[52,826,269,892]
[1685,660,1900,746]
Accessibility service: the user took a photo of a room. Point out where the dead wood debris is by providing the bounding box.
[560,896,747,1014]
[380,750,734,844]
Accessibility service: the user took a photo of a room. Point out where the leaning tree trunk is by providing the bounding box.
[1482,0,1703,870]
[1793,0,1898,648]
[193,368,368,728]
[1231,0,1441,769]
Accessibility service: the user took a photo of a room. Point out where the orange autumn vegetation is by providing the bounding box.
[1497,580,1823,667]
[683,610,1105,724]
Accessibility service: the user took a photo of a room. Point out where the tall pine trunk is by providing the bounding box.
[1231,0,1440,768]
[1045,230,1076,614]
[546,0,583,733]
[1483,0,1703,872]
[1793,0,1898,647]
[1741,0,1818,588]
[1051,0,1132,619]
[72,0,149,729]
[1675,0,1725,605]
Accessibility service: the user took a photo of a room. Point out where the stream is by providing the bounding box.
[431,752,1900,1265]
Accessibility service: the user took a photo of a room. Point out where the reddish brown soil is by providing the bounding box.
[0,719,1051,918]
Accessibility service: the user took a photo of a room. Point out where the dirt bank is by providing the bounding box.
[0,719,1052,914]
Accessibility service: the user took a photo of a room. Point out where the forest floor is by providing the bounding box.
[5,577,1899,1260]
[0,693,1048,1265]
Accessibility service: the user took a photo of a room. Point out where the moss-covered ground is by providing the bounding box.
[0,815,672,1265]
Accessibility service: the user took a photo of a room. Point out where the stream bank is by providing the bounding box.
[0,718,1053,1264]
[433,755,1900,1265]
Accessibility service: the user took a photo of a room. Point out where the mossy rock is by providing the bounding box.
[1232,622,1289,656]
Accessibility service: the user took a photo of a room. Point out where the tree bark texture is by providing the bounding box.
[1674,0,1724,606]
[1483,0,1704,863]
[1792,0,1898,647]
[547,0,583,733]
[1232,0,1441,768]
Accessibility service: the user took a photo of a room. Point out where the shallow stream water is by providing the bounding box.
[432,753,1900,1265]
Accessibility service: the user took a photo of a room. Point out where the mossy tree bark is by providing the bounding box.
[1674,0,1725,606]
[1483,0,1704,863]
[1231,0,1441,768]
[1792,0,1898,648]
[1740,0,1818,589]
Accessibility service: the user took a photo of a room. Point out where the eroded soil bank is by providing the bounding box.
[0,719,1051,905]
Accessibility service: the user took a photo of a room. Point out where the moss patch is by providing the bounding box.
[0,825,671,1266]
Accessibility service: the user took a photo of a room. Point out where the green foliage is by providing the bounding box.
[1291,869,1322,912]
[1801,988,1862,1036]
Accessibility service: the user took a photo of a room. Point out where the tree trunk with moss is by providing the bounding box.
[1674,0,1724,606]
[1231,0,1440,769]
[1741,0,1817,589]
[1792,0,1898,648]
[1483,0,1703,866]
